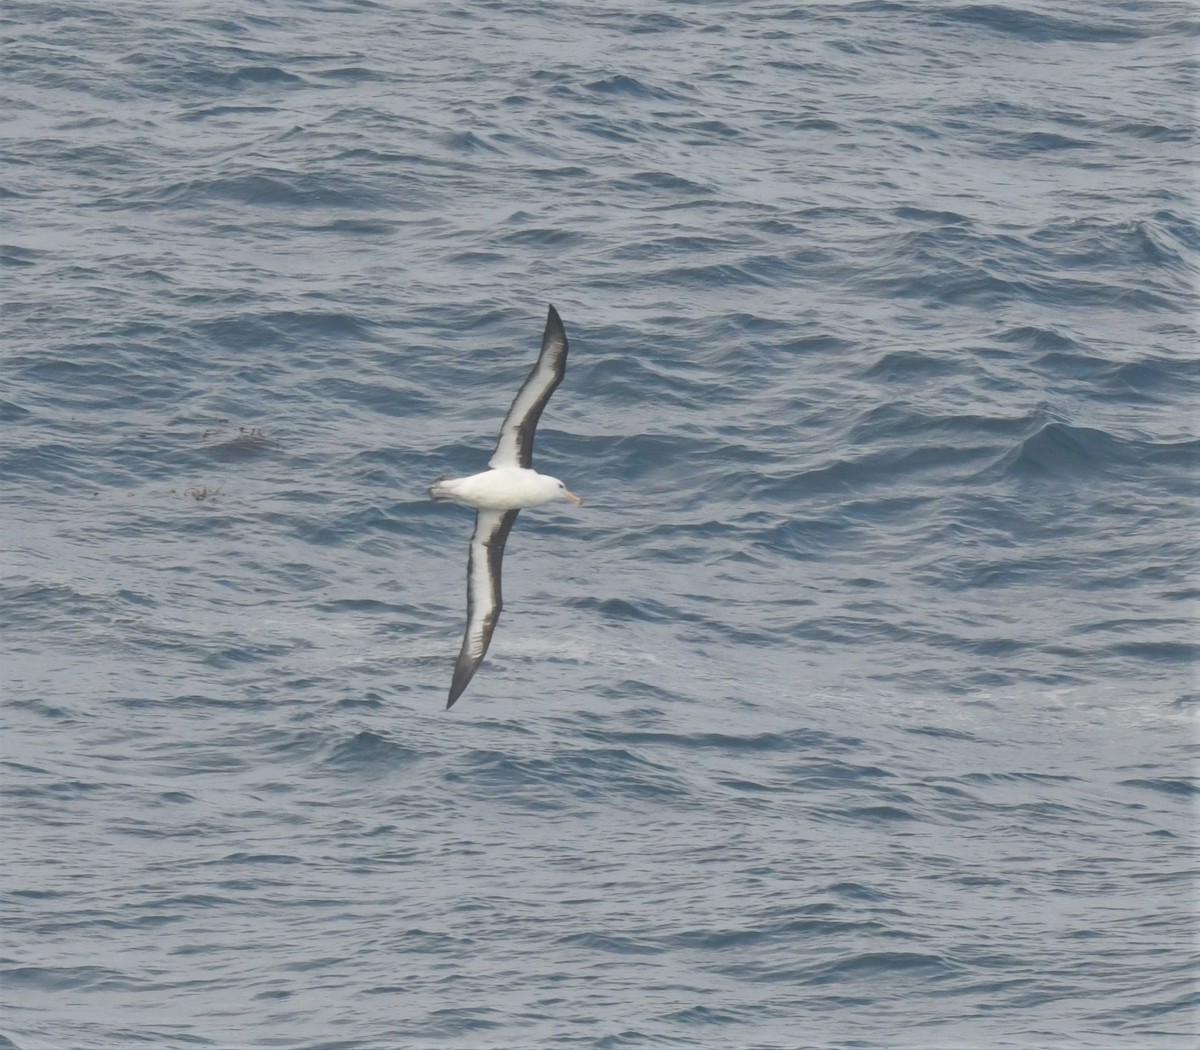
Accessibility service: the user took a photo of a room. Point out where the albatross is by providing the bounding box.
[428,304,582,709]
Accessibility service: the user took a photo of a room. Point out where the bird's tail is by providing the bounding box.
[428,477,458,502]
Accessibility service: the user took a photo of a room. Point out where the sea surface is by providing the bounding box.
[2,2,1197,1048]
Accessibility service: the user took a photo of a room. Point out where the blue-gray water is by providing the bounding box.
[2,2,1197,1048]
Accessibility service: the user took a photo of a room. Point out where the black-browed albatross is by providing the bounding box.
[428,304,582,709]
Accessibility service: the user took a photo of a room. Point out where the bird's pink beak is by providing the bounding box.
[563,489,583,507]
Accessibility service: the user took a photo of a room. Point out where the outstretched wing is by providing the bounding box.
[488,304,569,470]
[447,508,520,709]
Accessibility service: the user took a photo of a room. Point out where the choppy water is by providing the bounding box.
[2,1,1198,1047]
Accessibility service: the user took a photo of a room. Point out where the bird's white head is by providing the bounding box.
[545,475,583,507]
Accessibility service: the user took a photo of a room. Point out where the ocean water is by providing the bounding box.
[2,1,1197,1047]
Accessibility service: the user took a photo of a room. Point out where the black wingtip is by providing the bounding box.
[544,304,567,357]
[446,662,473,709]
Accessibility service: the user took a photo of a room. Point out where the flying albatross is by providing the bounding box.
[428,304,582,709]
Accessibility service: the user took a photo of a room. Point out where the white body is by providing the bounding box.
[430,467,582,511]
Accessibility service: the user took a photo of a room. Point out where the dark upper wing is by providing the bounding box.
[488,304,569,470]
[447,508,520,709]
